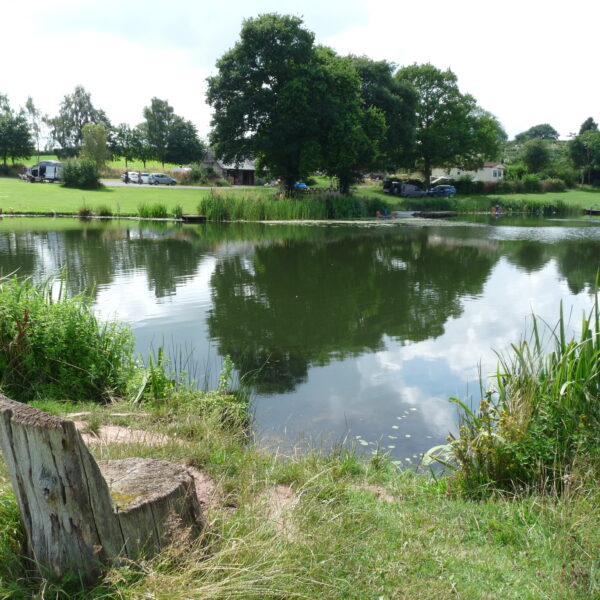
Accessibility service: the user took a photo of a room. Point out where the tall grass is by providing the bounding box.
[137,202,170,218]
[197,192,387,221]
[427,293,600,496]
[0,275,136,403]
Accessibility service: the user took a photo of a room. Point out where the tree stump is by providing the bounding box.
[0,394,203,583]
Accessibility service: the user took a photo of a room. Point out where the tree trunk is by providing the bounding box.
[0,395,203,584]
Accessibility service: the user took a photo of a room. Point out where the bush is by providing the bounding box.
[61,160,102,189]
[0,276,135,402]
[521,173,541,193]
[0,163,26,178]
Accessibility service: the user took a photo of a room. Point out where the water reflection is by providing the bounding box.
[0,217,598,459]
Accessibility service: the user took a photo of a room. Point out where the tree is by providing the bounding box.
[0,95,34,167]
[514,123,559,143]
[521,138,551,173]
[79,123,111,169]
[131,123,153,168]
[165,116,205,165]
[143,98,175,167]
[347,56,416,171]
[47,86,111,157]
[317,50,386,193]
[579,117,598,135]
[569,128,600,184]
[207,14,332,193]
[395,63,505,187]
[25,97,45,163]
[112,123,136,168]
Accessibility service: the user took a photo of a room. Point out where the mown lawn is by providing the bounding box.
[0,177,278,216]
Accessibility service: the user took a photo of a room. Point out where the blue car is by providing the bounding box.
[426,185,456,197]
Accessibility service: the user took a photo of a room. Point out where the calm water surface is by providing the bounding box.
[1,216,599,463]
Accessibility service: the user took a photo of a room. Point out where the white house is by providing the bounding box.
[431,162,505,184]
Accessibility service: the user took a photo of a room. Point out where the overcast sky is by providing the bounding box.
[2,0,598,143]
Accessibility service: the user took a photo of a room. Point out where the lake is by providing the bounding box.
[1,215,599,464]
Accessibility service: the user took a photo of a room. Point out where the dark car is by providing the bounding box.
[149,173,176,186]
[426,185,456,197]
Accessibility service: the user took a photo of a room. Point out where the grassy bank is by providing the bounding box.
[2,177,599,220]
[0,279,599,598]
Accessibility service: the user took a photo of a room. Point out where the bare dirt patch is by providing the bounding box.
[73,421,171,447]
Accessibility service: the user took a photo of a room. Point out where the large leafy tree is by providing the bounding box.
[0,95,34,166]
[395,64,505,187]
[514,123,559,142]
[112,123,136,168]
[520,138,551,173]
[569,128,600,184]
[165,116,205,165]
[578,117,598,135]
[348,56,416,170]
[207,14,332,193]
[131,123,153,168]
[142,98,204,166]
[318,50,386,193]
[47,86,111,157]
[143,97,174,166]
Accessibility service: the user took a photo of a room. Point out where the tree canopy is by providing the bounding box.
[47,86,111,157]
[0,94,34,167]
[514,123,559,143]
[395,63,505,187]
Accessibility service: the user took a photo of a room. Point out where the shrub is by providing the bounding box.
[521,174,541,193]
[172,204,184,219]
[0,276,135,402]
[77,205,93,218]
[0,163,26,178]
[61,160,102,189]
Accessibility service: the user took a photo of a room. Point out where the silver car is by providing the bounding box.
[149,173,176,185]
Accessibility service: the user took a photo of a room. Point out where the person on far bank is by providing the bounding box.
[124,171,129,184]
[138,171,142,184]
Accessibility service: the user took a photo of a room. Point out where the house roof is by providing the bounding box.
[219,159,255,171]
[484,162,504,168]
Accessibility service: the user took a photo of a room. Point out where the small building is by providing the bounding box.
[431,162,505,184]
[201,149,256,185]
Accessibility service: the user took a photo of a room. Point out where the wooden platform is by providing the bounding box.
[181,215,207,223]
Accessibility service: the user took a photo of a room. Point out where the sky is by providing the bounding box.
[2,0,599,143]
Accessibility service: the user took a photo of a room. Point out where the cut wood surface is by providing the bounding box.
[0,394,203,583]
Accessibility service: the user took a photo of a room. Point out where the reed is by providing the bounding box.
[426,292,600,496]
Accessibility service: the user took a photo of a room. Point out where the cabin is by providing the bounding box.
[431,162,505,185]
[201,149,256,185]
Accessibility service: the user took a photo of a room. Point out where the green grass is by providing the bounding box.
[2,177,599,219]
[355,184,600,213]
[0,393,598,599]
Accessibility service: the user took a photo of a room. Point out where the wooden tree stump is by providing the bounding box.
[0,394,203,583]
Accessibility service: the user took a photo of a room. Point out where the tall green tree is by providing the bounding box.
[47,86,111,157]
[165,116,205,165]
[143,97,175,167]
[348,56,416,170]
[79,123,111,169]
[0,95,34,167]
[579,117,598,135]
[515,123,559,142]
[318,51,386,193]
[112,123,136,168]
[520,138,551,173]
[395,64,505,187]
[207,14,330,193]
[131,123,153,168]
[569,128,600,184]
[25,97,44,163]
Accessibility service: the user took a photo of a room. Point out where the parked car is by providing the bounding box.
[385,182,426,197]
[121,171,138,183]
[426,185,456,198]
[128,172,150,184]
[149,173,176,186]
